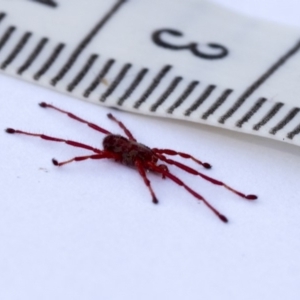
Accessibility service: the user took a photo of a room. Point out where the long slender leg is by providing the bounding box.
[148,162,228,223]
[153,148,211,169]
[135,160,158,204]
[39,102,111,135]
[156,153,257,200]
[52,153,116,166]
[107,113,136,141]
[5,128,101,153]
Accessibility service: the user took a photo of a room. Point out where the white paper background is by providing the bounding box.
[1,1,300,299]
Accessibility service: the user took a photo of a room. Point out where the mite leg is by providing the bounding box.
[149,163,228,223]
[156,163,169,179]
[52,153,116,166]
[153,148,211,169]
[107,113,136,141]
[135,160,158,204]
[5,128,101,153]
[156,154,257,200]
[39,102,111,135]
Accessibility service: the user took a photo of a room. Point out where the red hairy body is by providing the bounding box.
[103,134,157,167]
[6,102,257,223]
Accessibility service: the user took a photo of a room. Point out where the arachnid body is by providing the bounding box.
[6,103,257,223]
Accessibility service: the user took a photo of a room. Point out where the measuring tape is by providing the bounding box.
[1,0,300,147]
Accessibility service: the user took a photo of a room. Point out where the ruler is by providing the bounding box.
[1,0,300,147]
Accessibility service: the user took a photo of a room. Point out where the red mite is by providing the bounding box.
[6,102,257,223]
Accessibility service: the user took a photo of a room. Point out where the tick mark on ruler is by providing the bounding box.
[29,0,58,8]
[288,124,300,140]
[253,102,284,131]
[270,107,300,135]
[0,26,15,52]
[100,63,132,103]
[134,65,172,109]
[236,97,267,128]
[1,32,32,70]
[0,12,6,23]
[219,39,300,124]
[83,59,115,98]
[117,68,149,106]
[67,54,99,92]
[185,84,216,116]
[34,43,64,80]
[51,0,127,86]
[150,76,182,112]
[18,37,48,75]
[202,89,233,120]
[167,81,199,114]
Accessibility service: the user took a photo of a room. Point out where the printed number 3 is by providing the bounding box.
[152,28,228,60]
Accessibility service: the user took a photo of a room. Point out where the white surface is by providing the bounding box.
[1,1,300,300]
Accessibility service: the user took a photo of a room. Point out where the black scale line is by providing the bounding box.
[287,124,300,140]
[67,54,98,92]
[50,0,127,86]
[219,39,300,124]
[167,80,199,114]
[150,76,182,112]
[0,12,6,23]
[270,107,300,135]
[184,84,216,116]
[202,89,233,120]
[83,59,115,98]
[33,43,65,80]
[30,0,57,8]
[0,26,15,52]
[236,97,267,128]
[117,68,148,106]
[17,37,48,75]
[100,63,132,102]
[134,65,172,109]
[1,32,32,70]
[253,102,284,131]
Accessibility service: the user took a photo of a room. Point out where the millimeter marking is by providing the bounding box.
[67,54,99,92]
[236,97,267,128]
[1,1,300,146]
[253,102,284,131]
[134,65,172,109]
[34,43,65,80]
[100,63,132,102]
[1,32,32,70]
[0,26,15,51]
[167,80,199,114]
[184,84,216,116]
[219,39,300,124]
[150,76,182,112]
[202,89,233,120]
[270,107,300,135]
[50,0,128,86]
[18,37,48,75]
[83,58,115,98]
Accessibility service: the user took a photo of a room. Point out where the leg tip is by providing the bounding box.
[203,163,212,169]
[246,194,258,200]
[39,102,47,108]
[6,128,15,134]
[219,214,228,223]
[52,158,58,166]
[152,197,159,204]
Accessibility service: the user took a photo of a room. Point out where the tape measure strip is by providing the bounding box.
[0,0,300,147]
[50,0,127,86]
